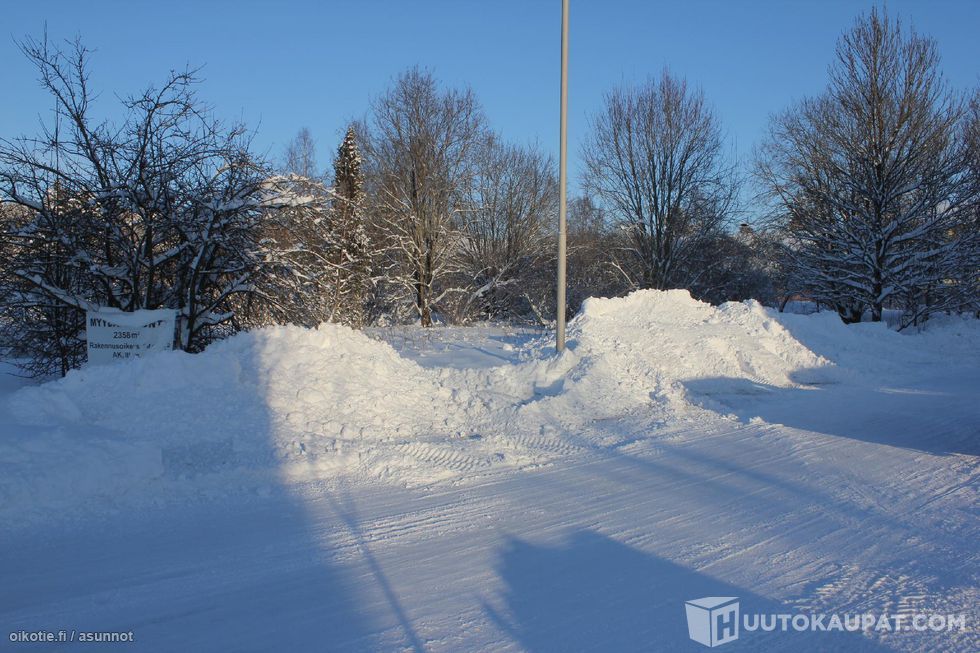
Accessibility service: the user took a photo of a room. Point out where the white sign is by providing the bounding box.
[86,308,177,365]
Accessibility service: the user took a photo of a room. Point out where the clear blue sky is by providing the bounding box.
[2,0,979,201]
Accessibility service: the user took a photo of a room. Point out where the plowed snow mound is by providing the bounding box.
[7,288,974,525]
[483,289,833,425]
[1,325,482,521]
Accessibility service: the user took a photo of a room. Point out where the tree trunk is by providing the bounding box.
[837,302,864,324]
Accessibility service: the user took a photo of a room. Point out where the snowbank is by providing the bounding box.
[2,290,976,526]
[512,290,834,422]
[0,325,482,524]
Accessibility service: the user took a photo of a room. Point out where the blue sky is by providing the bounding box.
[2,0,978,200]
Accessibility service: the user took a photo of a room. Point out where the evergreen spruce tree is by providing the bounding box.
[331,125,370,326]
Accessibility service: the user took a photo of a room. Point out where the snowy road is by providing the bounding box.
[3,414,976,652]
[1,298,978,652]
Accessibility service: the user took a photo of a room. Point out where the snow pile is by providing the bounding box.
[0,325,483,523]
[492,290,834,425]
[2,289,976,525]
[773,309,980,381]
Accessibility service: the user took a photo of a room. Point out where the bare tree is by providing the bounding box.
[283,127,320,179]
[455,136,557,322]
[362,68,485,326]
[248,174,335,329]
[0,35,310,373]
[679,225,780,306]
[566,195,624,315]
[959,90,980,315]
[0,197,89,376]
[757,8,976,325]
[967,91,980,184]
[583,69,738,292]
[254,128,373,330]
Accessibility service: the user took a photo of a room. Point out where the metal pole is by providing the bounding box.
[556,0,569,352]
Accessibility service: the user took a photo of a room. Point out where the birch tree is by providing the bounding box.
[363,68,485,326]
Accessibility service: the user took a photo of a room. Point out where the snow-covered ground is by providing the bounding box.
[0,290,977,651]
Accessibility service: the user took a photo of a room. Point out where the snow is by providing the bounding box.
[366,324,541,369]
[1,290,977,651]
[0,291,842,522]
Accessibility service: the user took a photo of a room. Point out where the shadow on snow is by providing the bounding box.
[486,529,890,652]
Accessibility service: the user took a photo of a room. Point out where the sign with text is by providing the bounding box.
[86,309,177,365]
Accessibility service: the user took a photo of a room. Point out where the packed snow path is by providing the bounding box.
[1,291,977,651]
